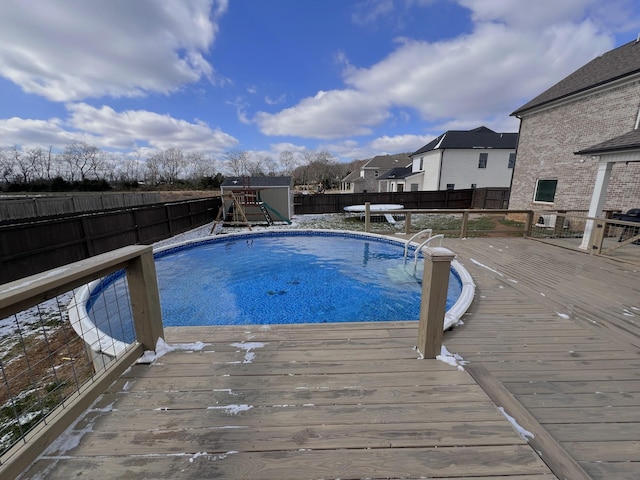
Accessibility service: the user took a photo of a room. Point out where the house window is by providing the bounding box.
[508,153,516,169]
[446,183,455,190]
[397,184,404,192]
[419,157,424,170]
[534,179,557,203]
[374,170,379,177]
[471,183,477,189]
[478,153,488,168]
[410,183,419,191]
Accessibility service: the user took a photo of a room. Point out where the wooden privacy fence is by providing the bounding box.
[0,192,162,221]
[293,188,509,214]
[0,197,221,284]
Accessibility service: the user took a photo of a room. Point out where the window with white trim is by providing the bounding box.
[533,179,557,203]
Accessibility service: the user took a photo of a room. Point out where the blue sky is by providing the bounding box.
[1,0,639,168]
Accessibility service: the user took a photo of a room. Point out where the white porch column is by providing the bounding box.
[580,159,613,249]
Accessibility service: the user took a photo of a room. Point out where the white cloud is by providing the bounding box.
[0,117,78,149]
[351,0,395,26]
[254,89,390,139]
[457,0,597,29]
[0,103,239,154]
[369,133,432,153]
[255,1,617,140]
[0,0,228,102]
[66,103,238,152]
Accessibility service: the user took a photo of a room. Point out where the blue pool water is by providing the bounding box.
[87,231,462,343]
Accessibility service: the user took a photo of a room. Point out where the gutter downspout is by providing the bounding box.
[437,149,445,190]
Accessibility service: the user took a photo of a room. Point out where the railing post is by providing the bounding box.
[417,246,456,359]
[125,247,165,351]
[365,202,371,232]
[589,219,606,255]
[524,211,534,236]
[404,211,412,235]
[553,210,567,237]
[460,211,469,238]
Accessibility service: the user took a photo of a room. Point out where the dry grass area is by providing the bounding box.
[156,190,219,202]
[1,320,94,455]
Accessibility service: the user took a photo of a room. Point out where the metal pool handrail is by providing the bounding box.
[403,229,432,265]
[413,234,445,267]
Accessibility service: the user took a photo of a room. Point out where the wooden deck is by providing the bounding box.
[20,238,640,479]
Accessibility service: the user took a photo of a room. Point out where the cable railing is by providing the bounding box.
[0,245,164,479]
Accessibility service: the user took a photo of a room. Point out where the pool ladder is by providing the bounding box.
[402,229,445,269]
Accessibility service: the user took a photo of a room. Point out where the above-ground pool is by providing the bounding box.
[71,230,474,355]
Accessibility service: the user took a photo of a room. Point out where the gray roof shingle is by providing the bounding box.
[363,153,412,169]
[377,166,413,180]
[575,129,640,155]
[412,126,517,156]
[512,39,640,116]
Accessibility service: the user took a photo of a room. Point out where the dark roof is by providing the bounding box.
[221,176,292,187]
[377,166,413,180]
[513,39,640,116]
[575,129,640,155]
[412,126,518,155]
[341,170,361,182]
[363,153,412,169]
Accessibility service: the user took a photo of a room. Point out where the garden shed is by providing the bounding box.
[219,176,293,225]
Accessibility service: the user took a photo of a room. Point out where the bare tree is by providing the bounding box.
[12,146,36,183]
[162,148,186,184]
[145,153,162,185]
[0,149,14,184]
[186,152,218,180]
[145,148,187,184]
[224,150,250,177]
[279,150,298,175]
[63,142,101,181]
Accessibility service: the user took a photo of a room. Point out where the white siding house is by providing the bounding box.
[409,126,517,191]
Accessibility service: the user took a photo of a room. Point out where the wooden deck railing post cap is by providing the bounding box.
[421,246,456,261]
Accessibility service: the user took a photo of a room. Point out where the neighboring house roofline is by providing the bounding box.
[377,166,412,180]
[362,153,412,169]
[512,39,640,117]
[411,126,517,156]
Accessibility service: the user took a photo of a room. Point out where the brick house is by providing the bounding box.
[340,153,411,193]
[510,38,640,217]
[407,126,517,191]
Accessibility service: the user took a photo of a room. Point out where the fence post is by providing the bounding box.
[365,202,371,232]
[125,247,165,351]
[417,246,456,359]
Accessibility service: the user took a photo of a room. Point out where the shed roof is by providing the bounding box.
[512,39,640,116]
[412,126,517,156]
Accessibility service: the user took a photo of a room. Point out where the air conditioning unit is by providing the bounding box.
[535,214,569,229]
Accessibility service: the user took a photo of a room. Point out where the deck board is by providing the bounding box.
[21,322,556,479]
[19,237,640,479]
[444,237,640,480]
